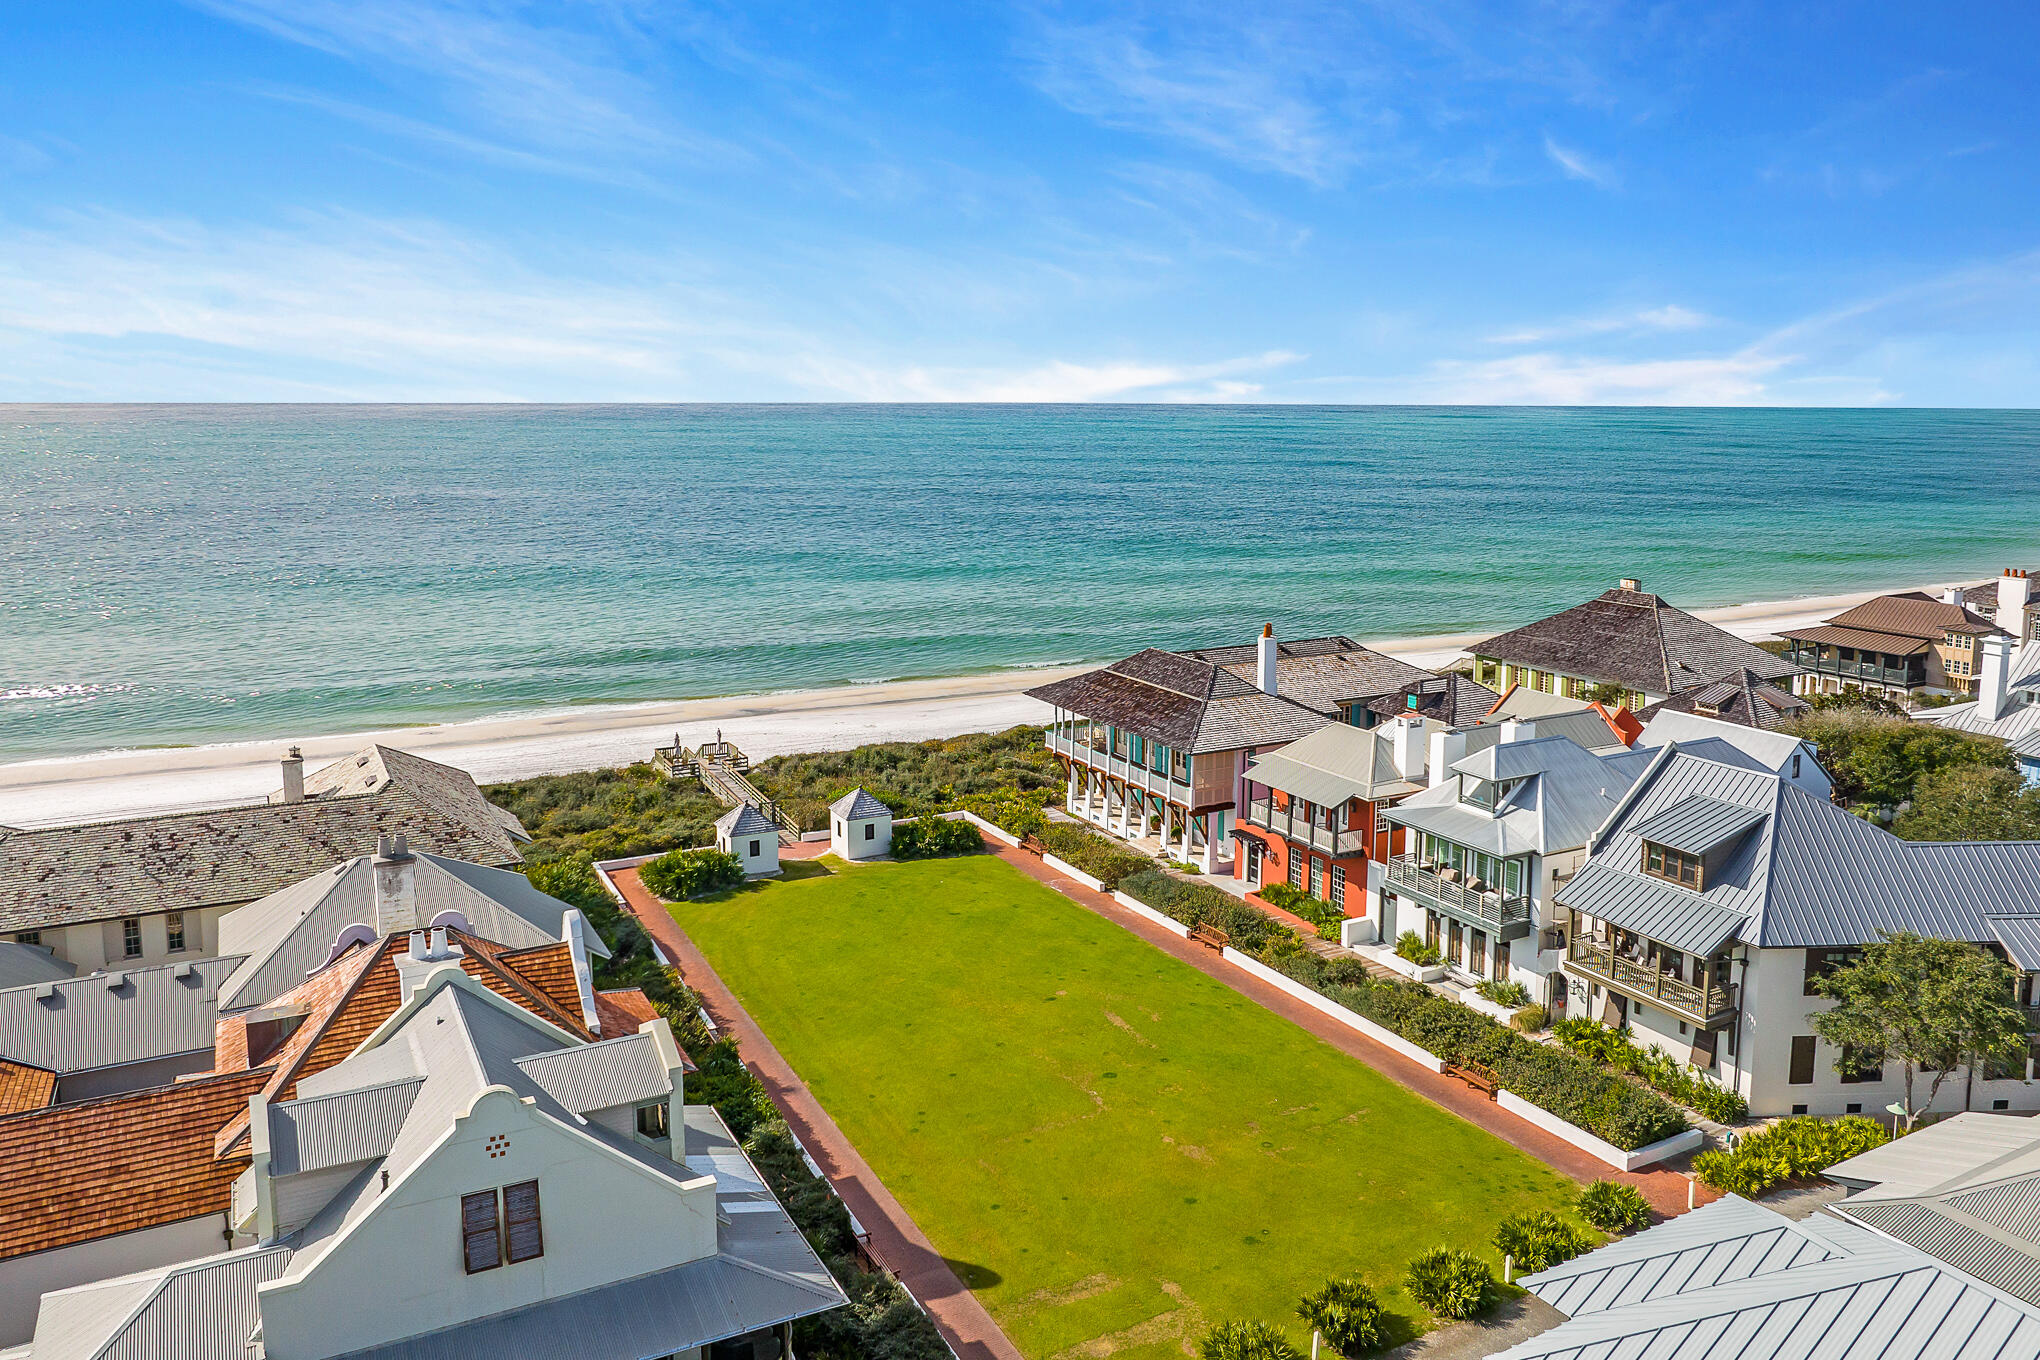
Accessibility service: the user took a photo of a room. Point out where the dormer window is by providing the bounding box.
[1642,841,1703,889]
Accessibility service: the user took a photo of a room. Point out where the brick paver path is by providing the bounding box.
[614,865,1026,1360]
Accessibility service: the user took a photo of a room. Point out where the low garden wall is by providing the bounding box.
[1494,1092,1704,1171]
[1224,948,1447,1074]
[1111,890,1192,938]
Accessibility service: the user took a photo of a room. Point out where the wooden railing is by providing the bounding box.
[1385,855,1530,928]
[1565,936,1736,1023]
[1241,799,1366,857]
[1042,725,1192,801]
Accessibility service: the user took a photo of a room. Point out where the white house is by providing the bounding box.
[715,803,782,877]
[830,789,892,860]
[1557,740,2040,1117]
[13,962,846,1359]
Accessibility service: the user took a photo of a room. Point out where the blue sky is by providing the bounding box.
[2,2,2036,403]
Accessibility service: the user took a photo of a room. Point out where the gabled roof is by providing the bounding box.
[1630,794,1767,855]
[718,802,782,837]
[1475,585,1799,695]
[0,940,75,989]
[828,788,891,820]
[0,955,245,1075]
[1026,647,1343,754]
[1636,708,1821,777]
[1638,667,1811,731]
[1561,743,2040,950]
[216,851,606,1013]
[1501,1194,2040,1360]
[0,744,524,934]
[1921,637,2040,751]
[1382,736,1654,856]
[1243,723,1420,807]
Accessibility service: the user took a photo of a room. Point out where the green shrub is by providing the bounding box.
[1577,1181,1652,1233]
[1511,1004,1550,1034]
[1476,978,1531,1007]
[1394,930,1442,966]
[959,788,1054,839]
[749,725,1065,830]
[640,846,748,900]
[489,763,728,862]
[1036,823,1153,889]
[1199,1320,1302,1360]
[1296,1276,1388,1357]
[1493,1211,1594,1272]
[1260,883,1346,940]
[1118,869,1302,955]
[1550,1019,1750,1124]
[1403,1249,1494,1320]
[1692,1115,1889,1197]
[890,815,983,859]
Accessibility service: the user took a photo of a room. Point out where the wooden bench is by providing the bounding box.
[1190,921,1230,952]
[1018,834,1046,858]
[1446,1062,1499,1101]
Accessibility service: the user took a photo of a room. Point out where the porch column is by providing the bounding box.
[1179,805,1194,863]
[1066,766,1079,814]
[1114,782,1131,837]
[1080,769,1095,821]
[1200,812,1219,874]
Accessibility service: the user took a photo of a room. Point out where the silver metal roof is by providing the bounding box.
[267,1076,424,1176]
[27,1245,294,1360]
[1501,1194,2040,1360]
[1557,861,1747,956]
[1385,736,1651,857]
[1629,794,1767,855]
[828,788,891,820]
[514,1032,671,1114]
[0,941,75,990]
[1242,722,1416,807]
[1824,1113,2040,1197]
[716,803,780,837]
[0,955,244,1075]
[1991,916,2040,972]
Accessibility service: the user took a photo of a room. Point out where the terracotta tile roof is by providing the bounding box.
[496,940,582,1021]
[0,1067,269,1260]
[0,745,524,935]
[595,990,693,1069]
[0,1056,55,1115]
[1476,585,1799,695]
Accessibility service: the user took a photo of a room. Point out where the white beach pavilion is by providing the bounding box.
[715,802,782,877]
[829,788,892,860]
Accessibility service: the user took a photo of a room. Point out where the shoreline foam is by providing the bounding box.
[0,573,1985,827]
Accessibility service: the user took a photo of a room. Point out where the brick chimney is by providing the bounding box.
[1256,624,1277,696]
[279,746,305,804]
[1978,633,2015,723]
[373,834,418,937]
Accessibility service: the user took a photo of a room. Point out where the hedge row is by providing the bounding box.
[1036,822,1154,888]
[890,815,984,859]
[1551,1018,1749,1124]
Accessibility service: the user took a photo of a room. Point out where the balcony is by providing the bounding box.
[1386,855,1531,936]
[1787,650,1924,688]
[1043,724,1192,802]
[1241,798,1367,858]
[1564,935,1738,1027]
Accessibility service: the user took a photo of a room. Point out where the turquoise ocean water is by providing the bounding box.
[5,404,2038,761]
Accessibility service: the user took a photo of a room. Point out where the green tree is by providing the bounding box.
[1811,932,2031,1128]
[1200,1320,1303,1360]
[1894,764,2040,842]
[1784,711,2013,808]
[1583,681,1628,707]
[1296,1277,1388,1358]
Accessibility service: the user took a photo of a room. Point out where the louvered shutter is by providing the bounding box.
[461,1190,501,1273]
[504,1180,544,1263]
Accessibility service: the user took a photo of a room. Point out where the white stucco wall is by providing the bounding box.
[1,1215,231,1347]
[719,828,780,877]
[40,904,224,972]
[257,1087,720,1360]
[831,815,891,861]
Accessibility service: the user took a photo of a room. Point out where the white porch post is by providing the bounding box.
[1113,782,1130,837]
[1179,805,1194,863]
[1066,766,1079,814]
[1200,812,1218,874]
[1083,770,1098,822]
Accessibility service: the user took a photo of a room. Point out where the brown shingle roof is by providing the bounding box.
[1475,585,1799,695]
[1774,624,1931,656]
[1822,591,2004,641]
[1364,673,1502,726]
[1638,669,1812,732]
[0,1057,55,1115]
[0,1067,268,1260]
[0,745,523,935]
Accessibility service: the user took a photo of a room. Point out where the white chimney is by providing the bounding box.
[1943,585,1967,608]
[1256,624,1277,695]
[1619,577,1641,592]
[373,834,419,937]
[280,746,305,803]
[1391,715,1428,781]
[1499,719,1529,745]
[1426,727,1468,788]
[1978,633,2015,722]
[394,924,462,999]
[1999,568,2032,636]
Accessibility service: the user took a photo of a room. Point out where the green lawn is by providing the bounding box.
[675,855,1583,1360]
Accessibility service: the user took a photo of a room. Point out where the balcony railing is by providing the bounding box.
[1241,798,1367,857]
[1565,935,1738,1026]
[1787,651,1924,687]
[1386,855,1531,930]
[1043,724,1192,801]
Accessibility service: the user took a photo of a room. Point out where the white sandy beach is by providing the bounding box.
[0,575,1980,827]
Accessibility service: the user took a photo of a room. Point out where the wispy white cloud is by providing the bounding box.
[1417,351,1794,405]
[1487,304,1711,345]
[792,350,1304,402]
[1542,134,1617,188]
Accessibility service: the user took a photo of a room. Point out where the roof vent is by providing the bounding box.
[33,982,57,1002]
[173,962,195,980]
[104,972,128,990]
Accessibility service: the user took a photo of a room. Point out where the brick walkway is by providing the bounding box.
[990,844,1713,1219]
[613,866,1026,1360]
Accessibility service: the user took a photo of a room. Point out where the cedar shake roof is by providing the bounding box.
[1779,591,2006,647]
[1184,636,1434,712]
[1639,669,1811,732]
[1363,673,1502,727]
[0,744,524,935]
[0,1066,269,1260]
[595,987,660,1032]
[1476,585,1799,695]
[0,1056,56,1115]
[1026,645,1351,753]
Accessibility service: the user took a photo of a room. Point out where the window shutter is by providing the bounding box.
[461,1190,501,1273]
[504,1180,544,1263]
[1789,1035,1816,1085]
